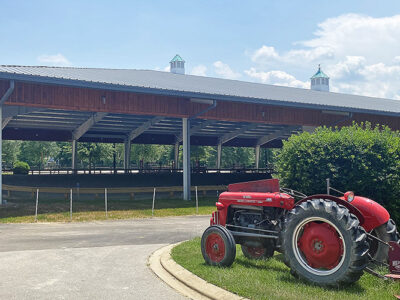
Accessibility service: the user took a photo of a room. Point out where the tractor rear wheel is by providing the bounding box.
[201,225,236,267]
[369,219,400,263]
[282,199,369,287]
[241,241,274,260]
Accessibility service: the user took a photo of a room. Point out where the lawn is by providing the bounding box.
[171,238,400,300]
[0,197,216,223]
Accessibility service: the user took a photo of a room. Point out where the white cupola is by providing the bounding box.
[170,54,185,75]
[311,64,329,92]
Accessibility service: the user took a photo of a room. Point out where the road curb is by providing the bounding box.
[148,242,247,300]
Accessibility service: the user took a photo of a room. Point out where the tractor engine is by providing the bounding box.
[232,206,281,232]
[227,205,284,254]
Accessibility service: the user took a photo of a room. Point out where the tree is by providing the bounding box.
[221,147,255,168]
[55,142,72,167]
[18,141,60,168]
[2,140,22,167]
[77,142,114,169]
[130,144,171,166]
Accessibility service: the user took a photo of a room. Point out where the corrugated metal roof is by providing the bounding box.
[0,65,399,116]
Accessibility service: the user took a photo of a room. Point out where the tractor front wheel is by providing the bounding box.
[282,199,369,287]
[201,225,236,267]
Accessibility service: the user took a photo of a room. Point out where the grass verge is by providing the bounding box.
[0,197,216,223]
[171,238,400,300]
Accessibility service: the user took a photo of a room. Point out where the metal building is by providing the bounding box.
[1,64,400,202]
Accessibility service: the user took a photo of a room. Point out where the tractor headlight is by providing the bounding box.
[344,191,355,202]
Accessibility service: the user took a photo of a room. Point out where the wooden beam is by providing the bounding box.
[72,112,108,140]
[219,123,259,144]
[127,116,164,141]
[256,126,299,146]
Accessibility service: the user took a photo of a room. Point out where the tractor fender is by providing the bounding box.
[345,196,390,232]
[297,195,365,227]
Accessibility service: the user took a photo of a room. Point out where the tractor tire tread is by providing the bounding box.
[282,199,369,287]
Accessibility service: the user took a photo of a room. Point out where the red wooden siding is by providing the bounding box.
[1,80,400,130]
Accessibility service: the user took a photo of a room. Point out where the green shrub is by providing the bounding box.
[13,161,30,175]
[277,122,400,224]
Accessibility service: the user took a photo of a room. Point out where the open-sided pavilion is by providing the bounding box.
[1,65,400,201]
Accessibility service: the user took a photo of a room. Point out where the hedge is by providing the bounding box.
[276,123,400,225]
[13,161,30,175]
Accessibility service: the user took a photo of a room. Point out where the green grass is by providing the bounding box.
[171,238,400,300]
[0,197,216,223]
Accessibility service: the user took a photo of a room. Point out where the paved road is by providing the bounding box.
[0,216,210,300]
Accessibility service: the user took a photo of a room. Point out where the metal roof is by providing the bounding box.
[0,65,399,116]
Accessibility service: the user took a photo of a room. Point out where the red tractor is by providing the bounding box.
[201,179,400,286]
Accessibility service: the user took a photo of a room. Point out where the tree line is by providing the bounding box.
[3,140,274,169]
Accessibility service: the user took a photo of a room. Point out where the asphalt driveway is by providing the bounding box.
[0,216,209,299]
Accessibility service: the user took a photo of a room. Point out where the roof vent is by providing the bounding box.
[170,54,185,75]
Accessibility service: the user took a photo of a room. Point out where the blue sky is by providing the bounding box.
[1,0,400,99]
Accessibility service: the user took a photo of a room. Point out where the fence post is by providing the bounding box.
[152,187,156,217]
[34,188,39,222]
[105,188,108,219]
[326,178,330,195]
[195,186,198,215]
[70,188,73,221]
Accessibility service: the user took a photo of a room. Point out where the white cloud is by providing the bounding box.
[245,68,308,89]
[248,14,400,99]
[328,56,366,79]
[301,14,400,63]
[251,45,334,66]
[213,61,241,79]
[190,64,207,76]
[251,46,279,63]
[37,53,71,66]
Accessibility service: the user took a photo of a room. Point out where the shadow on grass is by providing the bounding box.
[235,257,290,273]
[238,253,366,295]
[278,273,366,295]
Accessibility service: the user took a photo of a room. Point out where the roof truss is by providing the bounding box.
[175,119,216,143]
[218,123,260,145]
[72,112,108,140]
[256,126,299,146]
[126,116,164,141]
